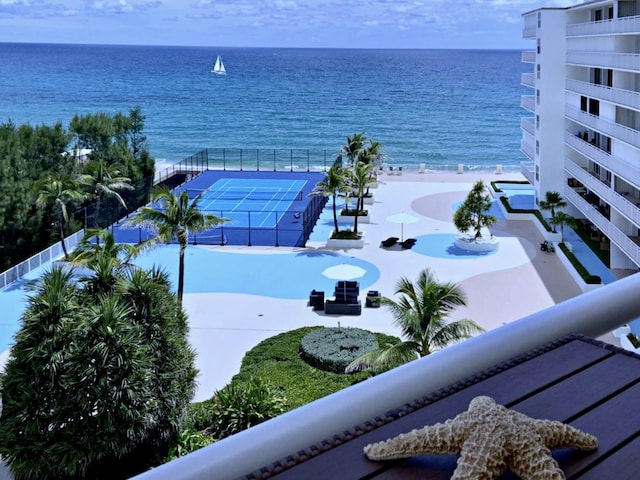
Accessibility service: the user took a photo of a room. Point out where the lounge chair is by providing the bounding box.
[401,238,417,249]
[380,237,399,248]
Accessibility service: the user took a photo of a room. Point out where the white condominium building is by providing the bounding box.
[521,0,640,270]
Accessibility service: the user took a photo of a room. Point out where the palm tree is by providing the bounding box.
[346,268,484,373]
[127,187,227,306]
[345,161,374,235]
[309,164,347,236]
[539,191,567,232]
[341,132,366,166]
[550,211,580,242]
[34,174,88,259]
[82,160,133,228]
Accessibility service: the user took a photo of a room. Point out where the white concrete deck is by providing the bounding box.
[185,171,592,402]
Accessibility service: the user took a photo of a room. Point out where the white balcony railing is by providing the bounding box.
[521,72,536,88]
[566,51,640,71]
[522,50,536,63]
[565,106,640,149]
[565,186,640,265]
[520,161,535,184]
[521,117,536,136]
[521,138,535,161]
[521,95,536,112]
[564,132,640,188]
[566,78,640,112]
[565,158,640,226]
[133,272,640,480]
[567,15,640,37]
[523,24,537,39]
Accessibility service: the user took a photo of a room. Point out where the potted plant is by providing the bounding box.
[453,180,499,252]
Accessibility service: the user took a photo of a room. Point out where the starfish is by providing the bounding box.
[364,396,597,480]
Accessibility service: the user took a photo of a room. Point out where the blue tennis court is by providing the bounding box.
[183,178,307,228]
[113,170,328,247]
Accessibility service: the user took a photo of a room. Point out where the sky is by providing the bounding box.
[0,0,578,49]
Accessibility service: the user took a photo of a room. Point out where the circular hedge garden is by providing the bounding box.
[300,327,379,374]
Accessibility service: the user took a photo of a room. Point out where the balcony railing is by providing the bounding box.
[521,95,536,112]
[566,78,640,112]
[522,50,536,63]
[521,162,535,184]
[565,132,640,187]
[567,15,640,37]
[565,106,640,150]
[521,72,536,88]
[132,272,640,480]
[566,51,640,71]
[523,23,537,39]
[565,187,640,265]
[521,117,536,136]
[521,138,535,161]
[565,158,640,226]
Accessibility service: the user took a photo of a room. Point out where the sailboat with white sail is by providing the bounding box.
[211,55,226,75]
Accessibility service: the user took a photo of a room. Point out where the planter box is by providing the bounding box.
[326,232,365,249]
[338,213,370,224]
[363,194,375,205]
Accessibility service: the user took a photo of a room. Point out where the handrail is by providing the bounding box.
[132,273,640,480]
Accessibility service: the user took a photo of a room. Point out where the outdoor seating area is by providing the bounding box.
[401,238,417,249]
[324,281,362,315]
[308,289,325,311]
[380,237,399,248]
[365,290,381,308]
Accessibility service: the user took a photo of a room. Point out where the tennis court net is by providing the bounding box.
[186,187,303,202]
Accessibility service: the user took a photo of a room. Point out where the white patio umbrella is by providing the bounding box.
[386,212,419,242]
[322,263,367,280]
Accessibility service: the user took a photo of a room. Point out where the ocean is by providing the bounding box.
[0,44,528,172]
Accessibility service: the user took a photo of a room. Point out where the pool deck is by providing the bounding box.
[0,170,627,403]
[182,170,622,402]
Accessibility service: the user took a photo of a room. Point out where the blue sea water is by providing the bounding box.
[0,43,527,171]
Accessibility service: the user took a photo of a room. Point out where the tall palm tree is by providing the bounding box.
[345,161,374,235]
[341,132,366,166]
[127,187,227,306]
[309,164,347,236]
[550,211,579,242]
[81,160,133,228]
[34,174,88,259]
[539,191,567,232]
[346,268,485,373]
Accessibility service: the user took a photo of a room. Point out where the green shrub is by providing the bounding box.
[627,333,640,349]
[164,429,215,461]
[331,229,361,239]
[558,243,601,284]
[185,399,216,432]
[340,208,368,216]
[209,377,287,440]
[300,327,379,373]
[498,196,553,231]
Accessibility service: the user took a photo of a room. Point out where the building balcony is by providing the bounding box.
[567,15,640,37]
[522,20,537,39]
[565,158,640,227]
[521,138,535,162]
[521,117,535,136]
[565,186,640,265]
[566,78,640,112]
[521,95,536,112]
[565,106,640,150]
[566,51,640,72]
[520,161,535,184]
[565,132,640,188]
[522,50,536,63]
[521,72,536,88]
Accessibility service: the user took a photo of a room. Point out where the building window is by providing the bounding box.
[537,12,541,28]
[536,140,540,155]
[581,96,588,112]
[537,64,541,79]
[594,68,602,85]
[537,89,540,105]
[536,115,540,129]
[607,69,613,87]
[589,99,600,116]
[537,39,541,54]
[536,165,540,181]
[595,9,603,21]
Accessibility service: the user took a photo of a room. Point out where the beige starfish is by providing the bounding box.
[364,396,597,480]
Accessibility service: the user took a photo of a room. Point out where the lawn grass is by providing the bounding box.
[230,326,400,410]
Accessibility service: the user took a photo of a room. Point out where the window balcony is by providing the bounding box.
[565,186,640,264]
[565,132,640,188]
[521,95,536,112]
[566,78,640,112]
[567,15,640,37]
[521,117,535,136]
[566,51,640,72]
[520,161,535,184]
[522,50,536,63]
[565,106,640,150]
[521,72,536,88]
[565,158,640,227]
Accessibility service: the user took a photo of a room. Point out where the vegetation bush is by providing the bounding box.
[164,429,215,462]
[331,229,362,239]
[627,333,640,349]
[232,327,400,409]
[0,265,196,480]
[207,377,288,440]
[558,243,601,284]
[340,208,368,216]
[299,327,379,373]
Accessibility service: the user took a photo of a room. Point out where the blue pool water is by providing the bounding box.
[411,233,498,259]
